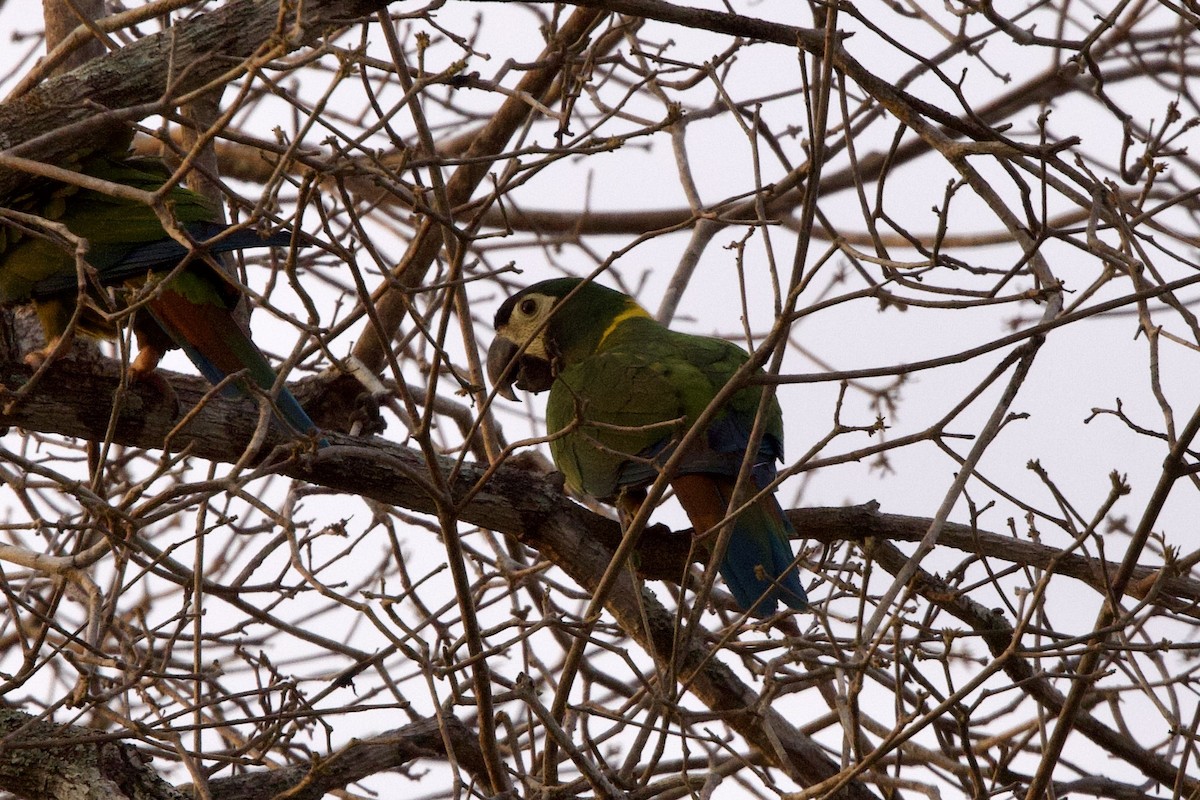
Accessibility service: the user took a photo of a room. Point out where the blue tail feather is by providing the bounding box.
[717,493,808,616]
[30,223,294,297]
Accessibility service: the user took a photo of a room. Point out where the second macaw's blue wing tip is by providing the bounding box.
[273,390,328,447]
[778,566,809,612]
[780,585,809,614]
[741,583,808,618]
[751,588,807,618]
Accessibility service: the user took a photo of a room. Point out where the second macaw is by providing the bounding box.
[487,278,807,616]
[0,153,318,438]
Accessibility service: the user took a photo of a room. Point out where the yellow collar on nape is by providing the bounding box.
[596,303,651,349]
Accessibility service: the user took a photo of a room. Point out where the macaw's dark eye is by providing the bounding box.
[519,298,538,316]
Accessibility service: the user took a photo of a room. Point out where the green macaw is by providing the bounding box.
[0,152,318,438]
[487,277,807,616]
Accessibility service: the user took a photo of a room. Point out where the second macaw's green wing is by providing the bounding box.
[0,154,220,317]
[0,153,320,440]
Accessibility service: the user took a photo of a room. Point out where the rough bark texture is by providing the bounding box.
[0,0,390,194]
[0,707,489,800]
[0,708,188,800]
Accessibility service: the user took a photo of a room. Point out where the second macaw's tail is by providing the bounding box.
[672,473,808,616]
[141,269,318,439]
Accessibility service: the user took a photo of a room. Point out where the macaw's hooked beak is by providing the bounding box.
[487,337,521,401]
[487,335,555,400]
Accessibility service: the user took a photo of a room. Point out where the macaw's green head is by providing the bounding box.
[487,277,649,400]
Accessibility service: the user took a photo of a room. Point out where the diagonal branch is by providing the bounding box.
[0,0,391,198]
